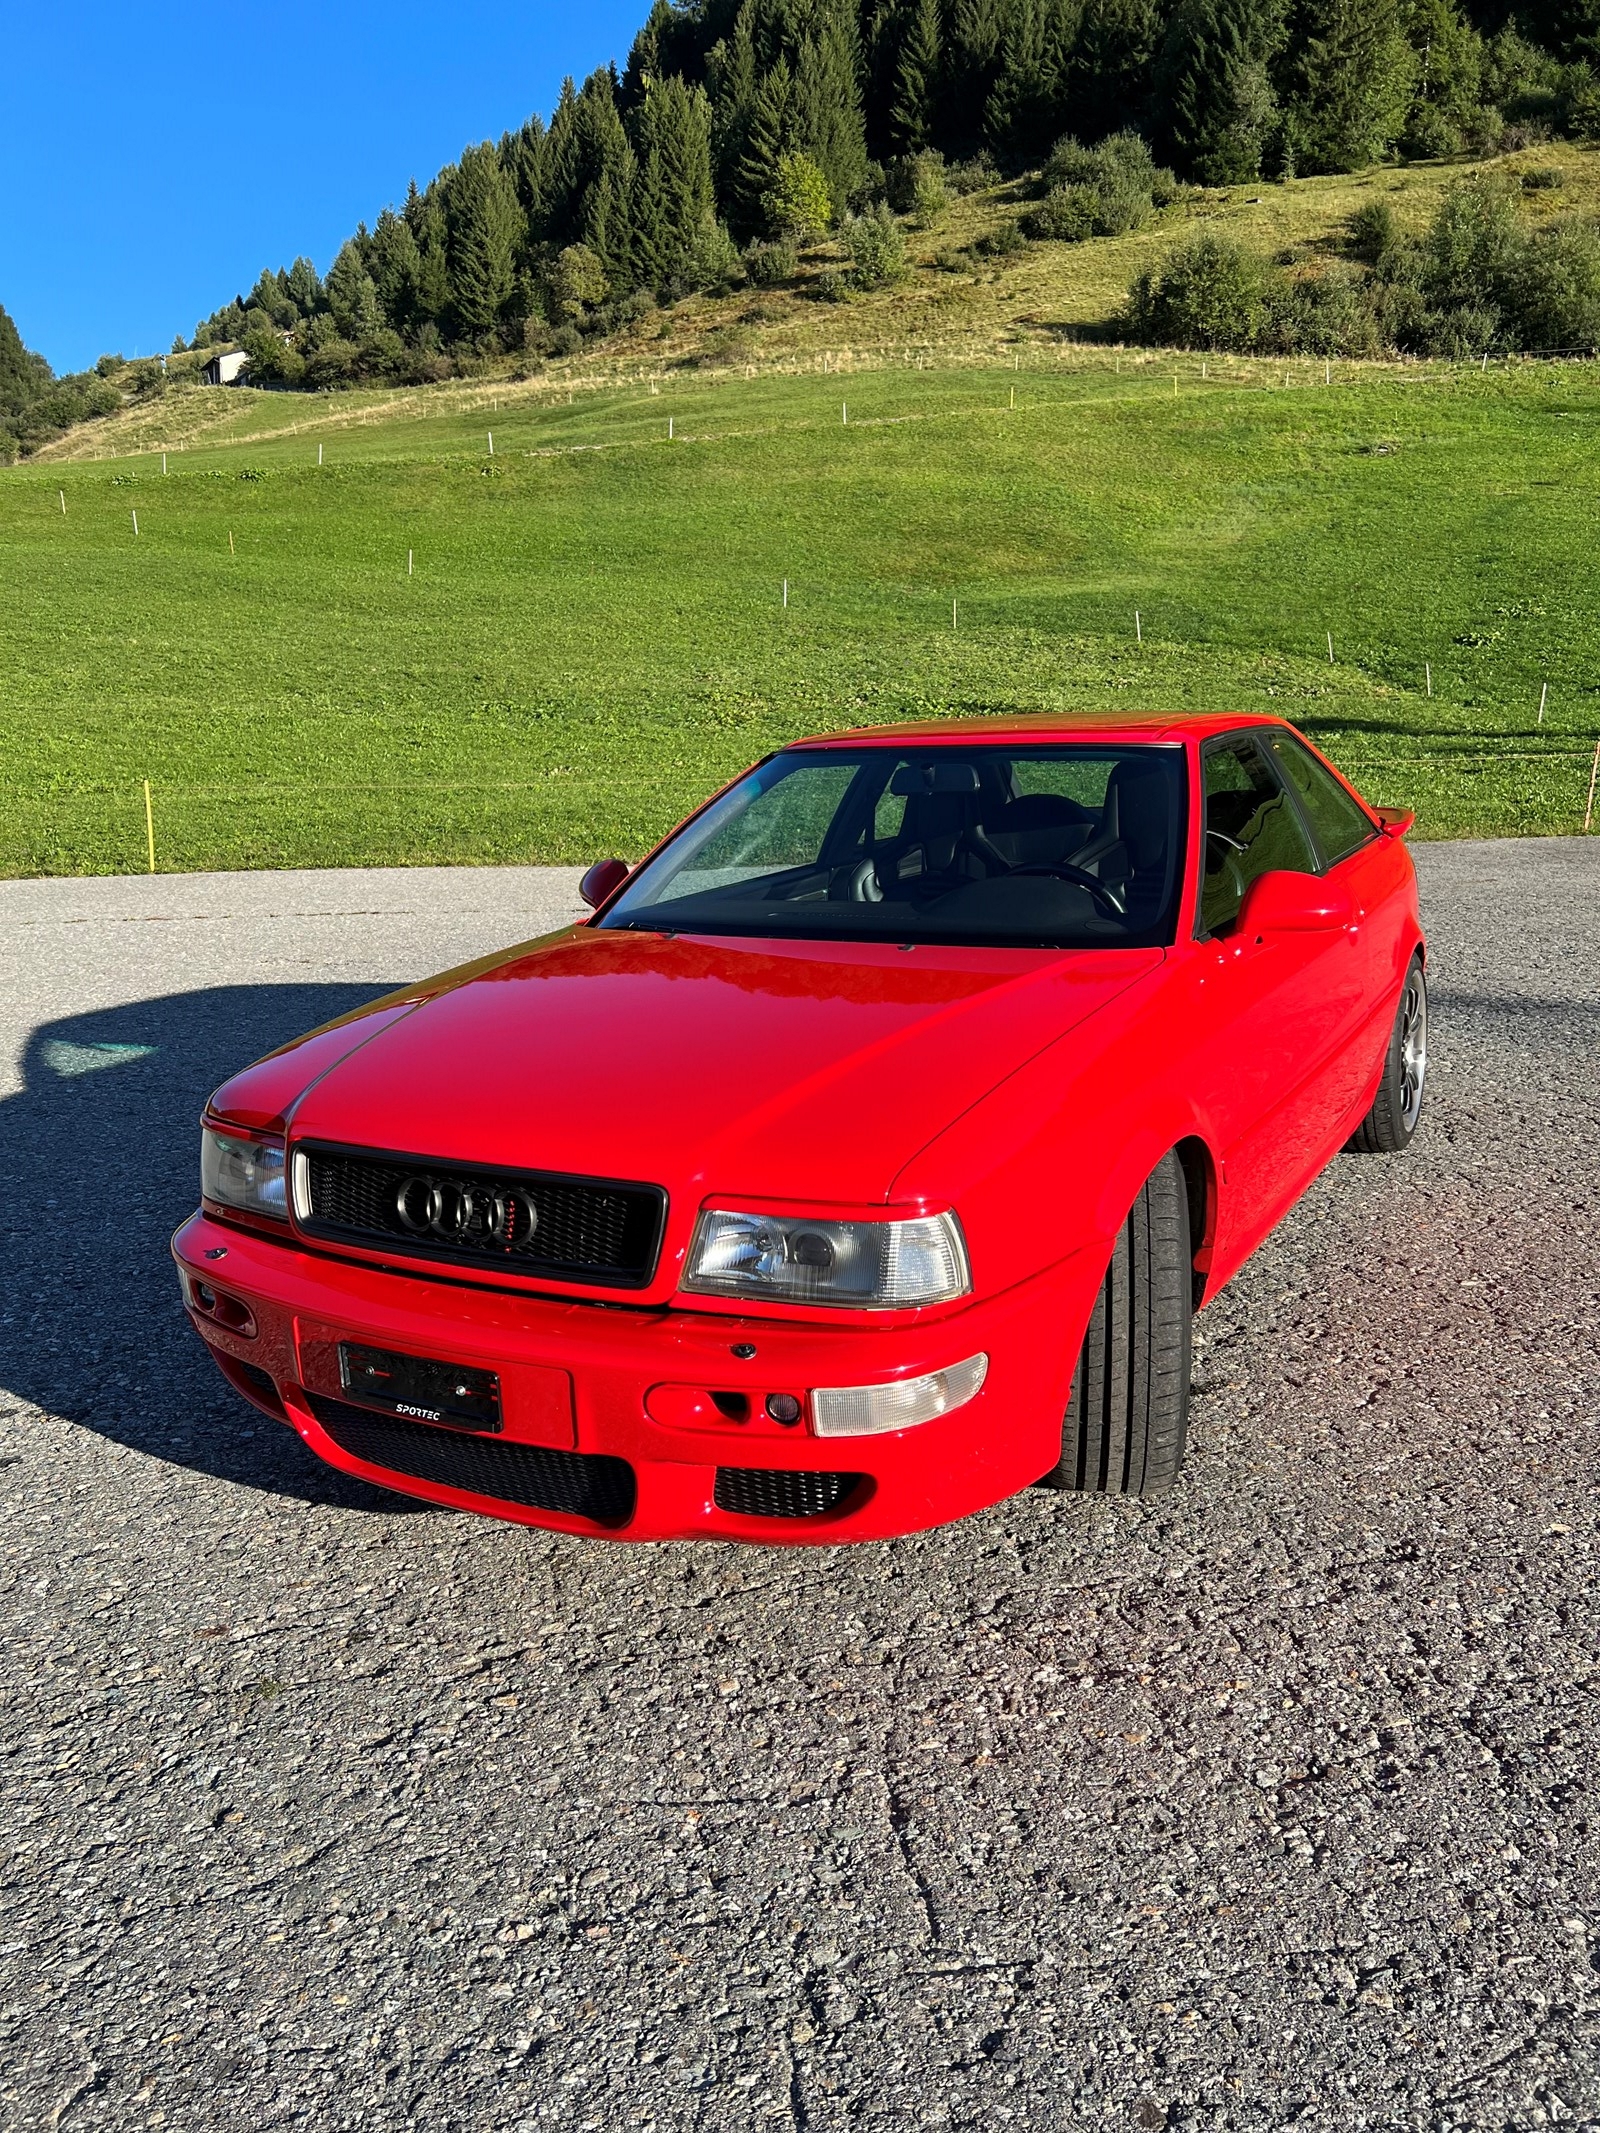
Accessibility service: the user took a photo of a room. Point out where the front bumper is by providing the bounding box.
[171,1211,1091,1542]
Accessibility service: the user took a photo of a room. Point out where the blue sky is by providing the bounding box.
[4,1,643,374]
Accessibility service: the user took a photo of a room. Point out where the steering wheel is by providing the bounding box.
[1009,863,1127,917]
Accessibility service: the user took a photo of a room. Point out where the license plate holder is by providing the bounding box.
[338,1343,502,1433]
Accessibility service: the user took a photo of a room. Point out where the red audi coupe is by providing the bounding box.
[174,714,1425,1543]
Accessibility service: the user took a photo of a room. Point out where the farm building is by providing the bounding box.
[202,350,251,387]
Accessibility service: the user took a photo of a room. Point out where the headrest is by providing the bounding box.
[991,792,1092,828]
[889,760,982,797]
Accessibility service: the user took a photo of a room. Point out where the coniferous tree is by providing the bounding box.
[368,209,423,328]
[631,76,717,284]
[576,72,640,285]
[890,0,944,149]
[1286,0,1417,169]
[1400,0,1486,153]
[502,115,552,243]
[986,0,1083,161]
[285,257,324,314]
[325,240,384,337]
[737,56,800,223]
[447,144,523,334]
[545,78,587,238]
[944,0,1010,151]
[1157,0,1285,180]
[623,0,676,106]
[403,185,453,326]
[794,6,870,205]
[1065,0,1162,135]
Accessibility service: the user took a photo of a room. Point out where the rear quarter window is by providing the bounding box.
[1267,733,1377,867]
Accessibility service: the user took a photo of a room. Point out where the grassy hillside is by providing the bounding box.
[4,155,1599,877]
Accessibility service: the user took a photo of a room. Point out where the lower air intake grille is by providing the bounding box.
[305,1393,635,1526]
[214,1353,285,1417]
[714,1466,864,1520]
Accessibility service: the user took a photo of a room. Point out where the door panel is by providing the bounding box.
[1189,735,1361,1281]
[1263,731,1410,1127]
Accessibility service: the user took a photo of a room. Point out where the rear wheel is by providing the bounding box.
[1347,954,1427,1154]
[1039,1152,1193,1498]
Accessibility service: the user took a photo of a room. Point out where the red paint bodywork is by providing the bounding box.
[173,714,1423,1541]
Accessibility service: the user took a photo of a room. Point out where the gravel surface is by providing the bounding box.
[1,846,1597,2133]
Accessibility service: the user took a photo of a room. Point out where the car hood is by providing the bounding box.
[246,927,1162,1209]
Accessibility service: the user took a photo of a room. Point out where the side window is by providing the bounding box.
[872,788,906,843]
[1265,733,1377,867]
[1199,736,1318,937]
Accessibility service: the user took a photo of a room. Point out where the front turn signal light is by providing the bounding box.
[810,1353,988,1438]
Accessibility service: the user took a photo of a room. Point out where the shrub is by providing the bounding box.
[243,329,304,387]
[1042,136,1101,190]
[547,244,608,323]
[812,268,851,303]
[1520,165,1565,188]
[1262,266,1385,356]
[745,238,799,287]
[1128,233,1267,350]
[765,153,834,241]
[686,219,745,295]
[1506,217,1600,350]
[1421,174,1524,310]
[887,151,949,224]
[1028,185,1098,240]
[1347,199,1397,261]
[946,153,999,194]
[844,204,909,289]
[975,219,1027,257]
[302,335,361,389]
[1135,186,1600,360]
[1560,61,1600,141]
[549,324,583,357]
[1029,132,1172,241]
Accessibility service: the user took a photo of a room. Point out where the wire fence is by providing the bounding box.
[38,337,1600,467]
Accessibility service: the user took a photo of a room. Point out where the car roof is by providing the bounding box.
[789,711,1288,750]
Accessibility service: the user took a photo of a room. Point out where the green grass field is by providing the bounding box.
[3,350,1598,875]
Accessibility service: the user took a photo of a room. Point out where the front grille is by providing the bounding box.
[305,1393,635,1526]
[295,1141,666,1289]
[714,1466,864,1520]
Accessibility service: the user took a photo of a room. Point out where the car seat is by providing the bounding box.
[1072,757,1174,918]
[984,792,1097,870]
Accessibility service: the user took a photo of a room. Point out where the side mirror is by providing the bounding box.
[1237,869,1353,938]
[578,858,631,911]
[1375,805,1416,838]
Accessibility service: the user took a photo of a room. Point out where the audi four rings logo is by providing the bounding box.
[395,1176,539,1249]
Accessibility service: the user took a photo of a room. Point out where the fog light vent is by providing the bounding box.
[713,1467,863,1520]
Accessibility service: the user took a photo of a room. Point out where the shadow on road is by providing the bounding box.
[0,983,438,1512]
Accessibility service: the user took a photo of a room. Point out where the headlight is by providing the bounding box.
[682,1208,970,1309]
[812,1353,988,1437]
[201,1125,287,1221]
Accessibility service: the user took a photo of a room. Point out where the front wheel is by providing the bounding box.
[1038,1151,1193,1498]
[1347,954,1427,1154]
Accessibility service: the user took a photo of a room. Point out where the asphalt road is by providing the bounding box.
[1,846,1597,2133]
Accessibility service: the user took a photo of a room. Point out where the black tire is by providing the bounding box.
[1039,1151,1193,1498]
[1347,953,1427,1155]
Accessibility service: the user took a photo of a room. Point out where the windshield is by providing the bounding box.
[601,743,1187,949]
